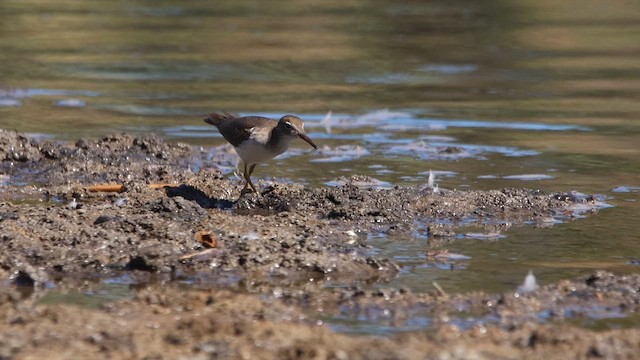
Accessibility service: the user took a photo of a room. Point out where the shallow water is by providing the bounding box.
[1,0,640,333]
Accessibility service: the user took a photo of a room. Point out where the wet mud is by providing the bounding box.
[1,129,636,359]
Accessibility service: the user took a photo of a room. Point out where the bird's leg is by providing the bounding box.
[246,163,259,194]
[240,163,252,194]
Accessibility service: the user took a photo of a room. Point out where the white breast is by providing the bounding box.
[234,127,292,165]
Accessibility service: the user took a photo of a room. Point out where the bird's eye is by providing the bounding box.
[285,122,293,129]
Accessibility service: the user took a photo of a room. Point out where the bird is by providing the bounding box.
[204,112,317,194]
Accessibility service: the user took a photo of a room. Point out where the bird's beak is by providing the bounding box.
[298,133,318,149]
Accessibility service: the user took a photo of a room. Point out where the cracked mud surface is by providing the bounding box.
[1,129,637,359]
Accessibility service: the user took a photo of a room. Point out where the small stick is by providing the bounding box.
[432,281,448,299]
[86,184,124,192]
[85,183,178,192]
[179,248,217,260]
[148,183,179,189]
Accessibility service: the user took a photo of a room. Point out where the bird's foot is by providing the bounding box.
[239,187,262,198]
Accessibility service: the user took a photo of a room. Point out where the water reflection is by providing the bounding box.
[1,0,639,334]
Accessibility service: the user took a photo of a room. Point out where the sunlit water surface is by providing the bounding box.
[1,0,639,333]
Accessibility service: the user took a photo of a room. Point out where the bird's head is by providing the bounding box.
[278,115,317,149]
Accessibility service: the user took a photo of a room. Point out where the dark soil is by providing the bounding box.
[1,129,636,359]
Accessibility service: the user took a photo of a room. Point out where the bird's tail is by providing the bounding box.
[204,111,237,127]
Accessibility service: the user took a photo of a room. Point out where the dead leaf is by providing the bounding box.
[197,230,217,248]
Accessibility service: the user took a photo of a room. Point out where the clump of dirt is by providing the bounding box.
[0,129,195,186]
[0,130,603,286]
[0,129,628,359]
[1,271,639,359]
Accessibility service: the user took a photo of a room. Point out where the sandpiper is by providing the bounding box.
[204,112,317,194]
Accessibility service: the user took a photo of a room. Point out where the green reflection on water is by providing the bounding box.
[566,313,640,332]
[37,283,133,309]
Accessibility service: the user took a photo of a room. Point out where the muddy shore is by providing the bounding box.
[1,129,637,359]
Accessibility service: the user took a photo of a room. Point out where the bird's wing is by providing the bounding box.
[217,116,277,147]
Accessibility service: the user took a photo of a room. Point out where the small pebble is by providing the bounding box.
[344,230,357,237]
[114,197,128,207]
[67,198,79,209]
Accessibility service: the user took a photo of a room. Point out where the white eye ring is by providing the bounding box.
[285,122,293,129]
